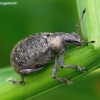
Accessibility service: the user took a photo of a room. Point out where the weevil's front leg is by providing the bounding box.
[52,57,72,84]
[8,67,44,84]
[59,53,87,72]
[62,65,86,72]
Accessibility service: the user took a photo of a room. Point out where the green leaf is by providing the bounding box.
[1,0,100,99]
[76,0,100,48]
[0,47,100,99]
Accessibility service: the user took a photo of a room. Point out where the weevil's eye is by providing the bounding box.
[65,39,71,43]
[73,41,81,46]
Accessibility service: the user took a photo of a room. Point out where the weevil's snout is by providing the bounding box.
[74,41,82,46]
[72,39,84,46]
[73,39,95,46]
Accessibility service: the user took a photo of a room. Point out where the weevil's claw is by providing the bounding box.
[74,65,87,72]
[79,67,87,72]
[67,81,73,85]
[7,78,16,84]
[7,77,13,83]
[62,78,73,85]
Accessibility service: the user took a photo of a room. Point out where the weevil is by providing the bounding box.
[8,8,95,84]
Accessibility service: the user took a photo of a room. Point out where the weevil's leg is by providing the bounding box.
[20,67,44,74]
[7,74,25,84]
[52,57,72,85]
[58,52,65,68]
[76,8,86,34]
[59,53,87,72]
[62,65,86,72]
[19,74,25,84]
[8,67,44,84]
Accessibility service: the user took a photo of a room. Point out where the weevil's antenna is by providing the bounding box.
[81,40,95,45]
[84,40,95,44]
[76,8,86,34]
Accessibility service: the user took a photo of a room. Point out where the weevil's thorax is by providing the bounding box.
[47,33,67,53]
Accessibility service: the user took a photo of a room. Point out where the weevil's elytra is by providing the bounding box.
[8,8,95,84]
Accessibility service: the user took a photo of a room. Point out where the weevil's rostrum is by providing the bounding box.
[8,8,95,84]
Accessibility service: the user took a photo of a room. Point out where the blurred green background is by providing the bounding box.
[0,0,78,67]
[0,0,100,100]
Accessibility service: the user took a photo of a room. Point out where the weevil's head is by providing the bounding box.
[70,32,95,46]
[70,32,83,46]
[62,32,95,47]
[62,32,83,47]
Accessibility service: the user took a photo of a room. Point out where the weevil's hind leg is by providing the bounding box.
[19,74,25,84]
[52,57,73,85]
[8,67,44,84]
[20,67,44,74]
[7,74,25,84]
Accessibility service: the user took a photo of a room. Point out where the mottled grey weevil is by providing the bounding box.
[8,8,95,84]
